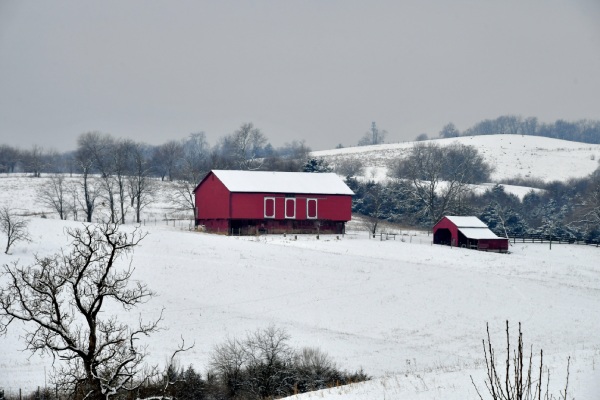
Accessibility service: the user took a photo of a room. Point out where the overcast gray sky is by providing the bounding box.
[1,0,599,151]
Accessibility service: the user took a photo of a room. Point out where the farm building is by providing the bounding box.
[194,170,354,235]
[433,216,509,252]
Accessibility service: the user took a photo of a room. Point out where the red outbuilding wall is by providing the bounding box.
[432,217,460,245]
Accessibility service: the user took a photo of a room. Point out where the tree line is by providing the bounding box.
[0,123,319,224]
[435,115,600,144]
[0,123,312,178]
[347,142,600,242]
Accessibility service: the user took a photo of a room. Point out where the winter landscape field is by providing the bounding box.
[313,134,600,185]
[1,135,599,399]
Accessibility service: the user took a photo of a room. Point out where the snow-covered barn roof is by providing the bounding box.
[209,170,355,195]
[445,216,488,228]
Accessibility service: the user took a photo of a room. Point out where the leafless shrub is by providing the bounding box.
[335,158,365,177]
[471,321,571,400]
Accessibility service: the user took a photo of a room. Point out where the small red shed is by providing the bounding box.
[194,170,354,235]
[433,216,509,252]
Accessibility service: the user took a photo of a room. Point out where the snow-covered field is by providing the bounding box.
[313,134,600,184]
[1,135,600,399]
[1,216,599,399]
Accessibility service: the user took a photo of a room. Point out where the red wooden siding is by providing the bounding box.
[195,173,230,219]
[227,193,351,221]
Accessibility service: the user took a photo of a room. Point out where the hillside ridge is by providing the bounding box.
[312,134,600,183]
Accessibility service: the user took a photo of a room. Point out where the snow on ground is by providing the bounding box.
[0,137,599,400]
[0,177,599,398]
[1,219,599,398]
[313,134,600,184]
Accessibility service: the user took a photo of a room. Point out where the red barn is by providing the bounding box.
[194,170,354,235]
[433,216,509,252]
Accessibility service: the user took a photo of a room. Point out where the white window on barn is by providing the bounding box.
[306,198,318,219]
[264,197,275,218]
[285,198,296,219]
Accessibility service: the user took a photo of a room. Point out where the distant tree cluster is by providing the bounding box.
[357,122,387,146]
[471,171,600,242]
[348,141,600,242]
[348,143,494,227]
[438,115,600,144]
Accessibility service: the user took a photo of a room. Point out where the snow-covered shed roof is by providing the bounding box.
[435,216,506,240]
[445,216,488,228]
[459,227,503,240]
[209,170,355,195]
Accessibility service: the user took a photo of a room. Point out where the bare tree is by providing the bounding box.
[262,140,311,172]
[361,182,388,236]
[0,144,20,173]
[243,325,295,399]
[0,223,161,400]
[219,123,267,170]
[67,179,81,221]
[358,122,387,146]
[76,133,103,222]
[152,140,183,181]
[0,207,31,254]
[390,142,491,224]
[78,133,119,222]
[78,171,100,223]
[22,145,50,177]
[294,347,337,391]
[438,123,460,138]
[210,326,295,399]
[79,132,115,178]
[112,139,134,224]
[168,133,210,219]
[38,174,71,220]
[128,143,154,223]
[335,158,364,177]
[210,337,247,398]
[567,170,600,236]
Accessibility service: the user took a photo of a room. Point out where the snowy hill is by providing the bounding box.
[312,134,600,184]
[0,174,599,399]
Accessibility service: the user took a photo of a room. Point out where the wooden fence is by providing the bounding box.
[508,233,600,247]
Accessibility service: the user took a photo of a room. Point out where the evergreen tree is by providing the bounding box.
[302,158,333,173]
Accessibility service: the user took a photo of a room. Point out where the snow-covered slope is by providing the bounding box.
[0,175,599,399]
[313,134,600,183]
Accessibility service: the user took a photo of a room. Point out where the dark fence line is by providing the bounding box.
[508,233,600,247]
